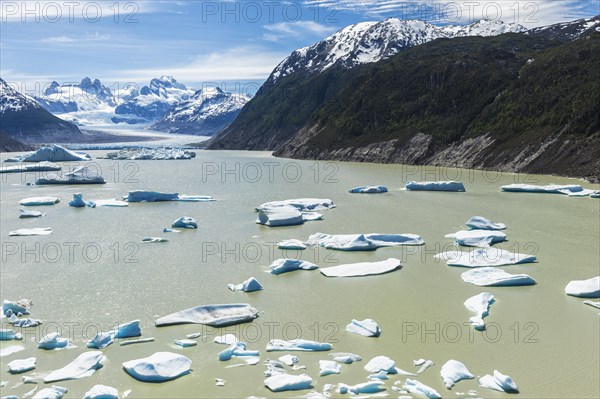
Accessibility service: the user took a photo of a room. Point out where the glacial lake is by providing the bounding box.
[1,150,599,398]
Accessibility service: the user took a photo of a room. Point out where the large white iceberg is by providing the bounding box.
[83,384,119,399]
[440,359,474,388]
[465,292,495,331]
[264,373,313,392]
[171,217,198,229]
[446,230,507,247]
[19,197,60,206]
[405,181,465,192]
[32,385,68,399]
[462,268,536,287]
[321,258,401,277]
[364,356,397,374]
[565,276,600,298]
[155,303,258,327]
[7,357,36,374]
[19,208,45,218]
[349,185,388,194]
[35,166,106,185]
[0,162,61,173]
[309,233,424,251]
[403,378,442,398]
[256,206,322,227]
[270,259,318,275]
[319,360,341,376]
[103,148,196,160]
[501,183,594,196]
[256,198,335,212]
[9,228,52,236]
[266,339,332,352]
[2,299,31,316]
[43,351,103,383]
[436,248,537,267]
[228,277,263,292]
[478,370,519,393]
[346,319,381,337]
[38,332,70,350]
[465,216,506,230]
[5,145,91,162]
[122,352,191,382]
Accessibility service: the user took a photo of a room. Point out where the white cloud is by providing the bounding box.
[264,21,338,42]
[41,32,111,44]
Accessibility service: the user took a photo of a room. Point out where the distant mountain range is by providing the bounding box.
[208,16,600,182]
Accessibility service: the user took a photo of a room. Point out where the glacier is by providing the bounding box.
[465,216,506,230]
[462,267,536,286]
[321,258,402,277]
[405,181,465,192]
[43,351,103,383]
[309,233,424,250]
[102,147,196,160]
[464,292,495,330]
[155,303,258,327]
[36,166,106,185]
[348,185,388,194]
[435,248,537,267]
[5,145,91,163]
[565,276,600,298]
[122,352,192,382]
[440,360,475,389]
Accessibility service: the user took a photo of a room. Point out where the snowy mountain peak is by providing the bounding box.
[0,77,44,113]
[34,77,115,114]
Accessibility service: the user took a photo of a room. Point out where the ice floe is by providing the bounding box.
[465,216,506,230]
[174,339,197,348]
[171,217,198,229]
[266,339,332,352]
[126,191,214,203]
[87,332,114,349]
[83,385,119,399]
[0,161,61,173]
[93,199,128,207]
[364,356,397,374]
[416,360,434,374]
[264,373,313,392]
[38,332,70,350]
[256,206,322,227]
[338,381,385,394]
[43,351,103,383]
[403,378,441,398]
[87,320,141,349]
[142,237,168,243]
[309,233,424,251]
[436,248,537,267]
[501,183,595,196]
[218,342,259,361]
[6,145,91,163]
[440,360,474,389]
[345,319,381,337]
[405,181,465,192]
[122,352,192,382]
[119,338,154,346]
[348,185,388,194]
[446,230,507,247]
[214,334,239,345]
[32,385,68,399]
[465,292,495,330]
[330,353,362,364]
[19,209,45,218]
[36,166,106,185]
[278,355,298,366]
[8,227,52,236]
[321,258,401,277]
[19,197,60,206]
[462,268,536,286]
[270,259,319,275]
[256,198,335,212]
[584,300,600,309]
[155,303,258,327]
[565,276,600,298]
[103,148,196,160]
[478,370,519,393]
[228,277,263,292]
[2,299,31,316]
[8,315,41,328]
[0,345,24,357]
[319,360,341,376]
[69,193,94,208]
[0,329,22,341]
[277,239,308,250]
[7,357,36,374]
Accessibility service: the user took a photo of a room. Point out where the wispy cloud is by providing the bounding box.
[263,21,338,42]
[41,32,111,44]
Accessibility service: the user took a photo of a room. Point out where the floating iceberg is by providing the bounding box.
[416,359,434,374]
[19,197,59,206]
[349,185,388,194]
[345,319,381,337]
[228,277,263,292]
[8,315,41,328]
[446,230,507,247]
[321,258,401,277]
[155,303,258,327]
[2,299,31,316]
[174,339,197,348]
[266,339,332,352]
[126,191,215,203]
[214,334,239,345]
[364,356,397,374]
[270,259,318,275]
[172,217,198,229]
[465,216,506,230]
[93,199,128,207]
[436,248,537,267]
[7,357,36,374]
[462,268,536,287]
[278,355,298,366]
[264,373,313,392]
[319,360,341,376]
[440,360,474,389]
[0,345,24,357]
[38,332,70,350]
[591,191,600,198]
[142,237,168,243]
[256,206,322,227]
[256,198,335,212]
[32,385,68,399]
[565,276,600,298]
[69,193,94,208]
[36,166,106,185]
[0,329,22,340]
[19,208,45,218]
[87,332,114,349]
[584,300,600,309]
[122,352,192,382]
[218,342,259,361]
[330,353,362,364]
[405,181,465,192]
[87,320,141,349]
[83,385,119,399]
[479,370,519,393]
[5,145,91,163]
[501,183,594,196]
[119,338,154,346]
[9,228,52,236]
[338,381,385,394]
[0,162,61,173]
[309,233,424,251]
[103,148,196,160]
[465,292,495,330]
[44,351,103,383]
[277,239,308,250]
[403,378,442,398]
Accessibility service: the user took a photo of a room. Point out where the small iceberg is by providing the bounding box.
[266,339,332,352]
[3,299,31,316]
[6,145,91,162]
[436,248,537,267]
[83,385,119,399]
[462,268,536,287]
[87,320,141,349]
[309,233,424,251]
[19,197,60,206]
[87,332,114,350]
[1,329,22,341]
[93,199,128,207]
[256,198,335,212]
[346,319,381,337]
[0,161,61,173]
[174,339,197,347]
[38,332,70,350]
[416,359,434,374]
[277,239,308,250]
[364,356,397,374]
[584,300,600,309]
[338,381,385,394]
[218,342,259,361]
[501,183,594,196]
[446,230,507,247]
[330,353,362,364]
[405,181,465,192]
[69,193,95,208]
[403,378,442,398]
[279,355,298,366]
[122,352,192,382]
[256,206,321,227]
[9,228,52,236]
[349,185,388,194]
[171,217,198,229]
[465,216,506,230]
[32,385,68,399]
[264,373,313,392]
[440,360,474,389]
[465,292,495,331]
[155,303,258,327]
[270,259,318,275]
[321,258,401,277]
[565,276,600,298]
[228,277,263,292]
[8,315,41,328]
[142,237,168,243]
[19,209,45,218]
[103,148,196,160]
[126,191,215,202]
[319,360,341,376]
[36,166,106,185]
[479,370,519,393]
[214,334,239,345]
[7,357,36,374]
[43,351,103,383]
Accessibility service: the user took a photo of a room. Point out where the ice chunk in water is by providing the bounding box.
[565,276,600,298]
[218,342,259,361]
[9,228,52,236]
[256,206,314,227]
[440,360,474,388]
[83,385,119,399]
[364,356,397,374]
[436,248,537,267]
[122,352,192,382]
[43,351,103,383]
[155,303,258,327]
[69,193,94,208]
[277,239,308,250]
[6,145,91,163]
[462,267,536,287]
[403,378,442,398]
[264,373,313,392]
[19,209,44,218]
[32,385,68,399]
[256,199,335,212]
[309,233,424,251]
[228,277,263,292]
[87,332,114,349]
[465,216,506,230]
[127,191,179,202]
[321,258,401,277]
[278,355,298,366]
[214,334,239,345]
[329,353,362,364]
[7,357,36,374]
[270,259,318,275]
[464,292,495,330]
[36,166,106,185]
[0,161,61,173]
[405,181,465,192]
[2,299,31,316]
[0,329,22,341]
[319,360,341,376]
[501,183,588,195]
[446,230,507,247]
[19,197,60,206]
[142,237,168,243]
[171,217,198,229]
[38,332,70,350]
[174,339,197,347]
[346,319,381,337]
[478,370,519,393]
[348,185,388,194]
[337,381,386,394]
[266,339,332,352]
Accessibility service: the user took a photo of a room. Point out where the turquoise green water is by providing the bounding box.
[1,150,598,398]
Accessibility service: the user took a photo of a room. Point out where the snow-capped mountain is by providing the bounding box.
[114,76,195,121]
[34,77,116,113]
[150,87,250,135]
[270,18,526,82]
[527,14,600,39]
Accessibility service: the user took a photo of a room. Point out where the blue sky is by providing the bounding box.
[1,0,598,93]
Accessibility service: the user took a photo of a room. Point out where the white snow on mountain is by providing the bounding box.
[0,78,44,113]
